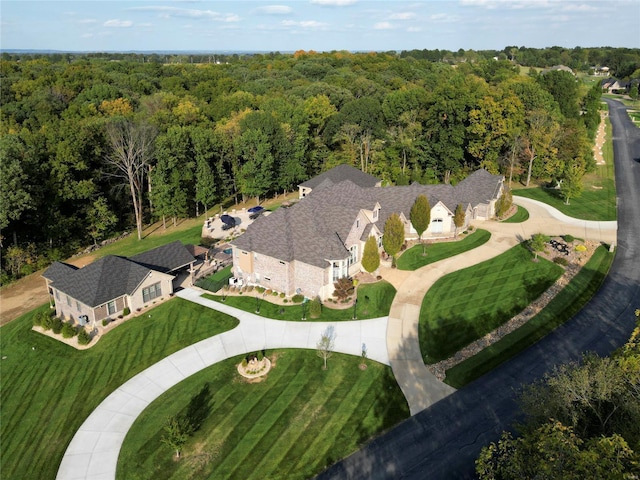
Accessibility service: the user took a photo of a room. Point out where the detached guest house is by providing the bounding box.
[43,241,195,324]
[231,165,504,300]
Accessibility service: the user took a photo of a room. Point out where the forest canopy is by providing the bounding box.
[1,46,639,284]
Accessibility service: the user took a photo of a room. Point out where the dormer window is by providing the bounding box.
[373,209,378,220]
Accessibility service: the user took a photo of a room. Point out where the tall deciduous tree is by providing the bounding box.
[105,119,155,240]
[560,162,585,205]
[529,233,546,261]
[87,197,117,246]
[361,236,380,273]
[382,213,405,261]
[0,136,32,235]
[410,195,431,241]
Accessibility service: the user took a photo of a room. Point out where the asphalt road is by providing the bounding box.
[317,98,640,480]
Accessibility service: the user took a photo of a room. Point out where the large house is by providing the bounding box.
[232,165,504,300]
[43,241,195,324]
[298,163,381,198]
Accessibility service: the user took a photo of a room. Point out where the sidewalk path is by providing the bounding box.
[56,291,388,480]
[386,195,617,415]
[57,195,619,478]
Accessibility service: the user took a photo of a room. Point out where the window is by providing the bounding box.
[332,261,347,282]
[107,301,116,315]
[66,295,71,307]
[55,290,60,300]
[377,235,383,248]
[349,245,358,266]
[142,282,162,303]
[373,209,378,220]
[356,218,360,228]
[76,301,81,311]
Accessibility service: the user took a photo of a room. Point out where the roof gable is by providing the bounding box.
[298,164,380,191]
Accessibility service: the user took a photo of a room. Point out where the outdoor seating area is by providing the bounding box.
[549,238,570,255]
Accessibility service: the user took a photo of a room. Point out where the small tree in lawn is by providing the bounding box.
[560,163,584,205]
[317,325,336,370]
[361,236,380,274]
[453,204,466,237]
[382,213,405,266]
[530,233,546,261]
[162,415,193,459]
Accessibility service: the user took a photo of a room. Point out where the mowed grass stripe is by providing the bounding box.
[215,365,315,477]
[0,299,238,480]
[222,375,309,478]
[420,244,563,363]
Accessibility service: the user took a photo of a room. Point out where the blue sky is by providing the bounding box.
[2,0,639,52]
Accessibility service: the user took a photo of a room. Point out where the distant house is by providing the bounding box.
[593,66,610,76]
[232,166,504,300]
[298,164,382,199]
[43,241,195,324]
[542,65,575,76]
[601,78,629,93]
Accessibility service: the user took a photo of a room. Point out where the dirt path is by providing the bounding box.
[0,255,96,326]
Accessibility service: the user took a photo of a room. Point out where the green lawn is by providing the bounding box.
[203,281,397,321]
[513,163,616,222]
[0,299,238,480]
[501,205,529,223]
[397,229,491,271]
[94,224,204,259]
[118,350,409,480]
[419,244,564,364]
[444,245,615,388]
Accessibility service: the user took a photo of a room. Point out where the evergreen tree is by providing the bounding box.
[453,204,466,237]
[361,236,380,273]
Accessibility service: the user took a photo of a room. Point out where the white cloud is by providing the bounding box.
[254,5,292,15]
[104,19,133,28]
[282,19,329,29]
[407,26,422,32]
[310,0,357,6]
[429,13,458,23]
[389,12,416,20]
[560,3,598,12]
[129,6,240,22]
[374,21,394,30]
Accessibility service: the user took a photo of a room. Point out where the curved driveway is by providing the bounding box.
[318,98,640,479]
[56,291,389,480]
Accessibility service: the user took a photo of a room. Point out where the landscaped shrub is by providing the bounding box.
[61,322,77,338]
[51,317,63,334]
[241,358,247,368]
[32,311,46,327]
[77,329,91,345]
[310,297,322,319]
[279,292,285,298]
[283,299,288,303]
[102,319,110,327]
[291,294,304,303]
[333,277,354,300]
[265,289,272,295]
[575,244,587,252]
[123,307,130,316]
[272,290,278,296]
[257,350,263,361]
[563,234,575,243]
[256,286,266,294]
[41,314,54,331]
[553,257,569,266]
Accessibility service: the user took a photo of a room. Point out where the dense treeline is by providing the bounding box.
[0,47,636,284]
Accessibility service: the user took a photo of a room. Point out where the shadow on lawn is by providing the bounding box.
[184,383,213,433]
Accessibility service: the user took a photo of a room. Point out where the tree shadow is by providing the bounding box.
[184,382,213,432]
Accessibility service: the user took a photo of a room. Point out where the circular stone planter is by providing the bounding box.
[237,357,272,379]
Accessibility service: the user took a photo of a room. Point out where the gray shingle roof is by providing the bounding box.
[130,240,195,273]
[42,241,194,308]
[44,256,152,307]
[234,169,503,268]
[298,164,380,190]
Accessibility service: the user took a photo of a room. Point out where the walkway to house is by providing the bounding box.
[56,196,618,479]
[386,195,617,415]
[56,291,388,480]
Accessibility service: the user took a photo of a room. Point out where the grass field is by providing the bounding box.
[397,229,491,271]
[0,299,238,480]
[501,205,529,223]
[419,243,564,364]
[444,245,614,388]
[203,281,397,321]
[513,162,616,221]
[118,349,409,480]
